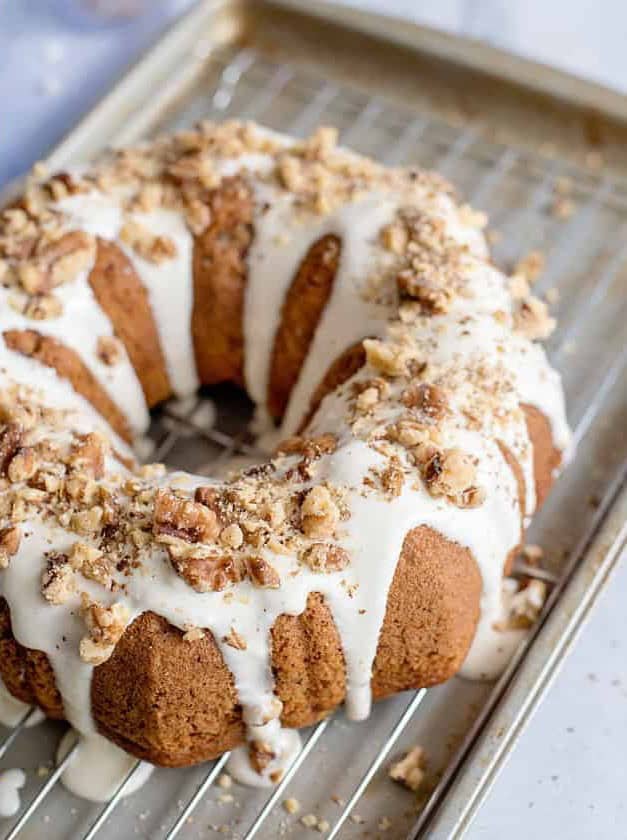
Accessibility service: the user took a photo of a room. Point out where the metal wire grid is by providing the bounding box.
[1,45,626,840]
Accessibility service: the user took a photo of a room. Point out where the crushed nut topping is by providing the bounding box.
[223,626,247,650]
[153,489,220,544]
[301,543,350,572]
[300,485,339,538]
[41,554,75,605]
[79,595,129,665]
[96,336,123,367]
[420,448,486,508]
[513,295,556,340]
[0,525,21,568]
[120,219,177,264]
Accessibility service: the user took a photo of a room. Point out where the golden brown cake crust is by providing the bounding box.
[191,177,253,386]
[267,234,341,421]
[89,238,171,407]
[0,527,480,767]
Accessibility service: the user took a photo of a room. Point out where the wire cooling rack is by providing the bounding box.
[1,43,626,840]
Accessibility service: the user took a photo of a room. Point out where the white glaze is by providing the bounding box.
[0,678,44,729]
[0,769,25,818]
[56,193,199,398]
[0,125,571,795]
[57,730,153,802]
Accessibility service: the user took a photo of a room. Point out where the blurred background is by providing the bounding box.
[0,0,622,188]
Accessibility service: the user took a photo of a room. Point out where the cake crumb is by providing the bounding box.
[216,773,232,789]
[283,797,300,814]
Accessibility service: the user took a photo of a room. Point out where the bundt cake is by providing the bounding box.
[0,121,570,787]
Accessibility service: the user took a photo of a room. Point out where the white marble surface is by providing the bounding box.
[469,547,627,840]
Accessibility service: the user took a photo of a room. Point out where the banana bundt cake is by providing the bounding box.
[0,121,570,787]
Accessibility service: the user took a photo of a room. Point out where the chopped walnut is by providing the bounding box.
[171,551,246,593]
[0,424,24,476]
[41,554,75,605]
[0,525,21,568]
[506,579,547,629]
[249,740,276,774]
[153,489,220,544]
[363,338,414,377]
[79,595,129,665]
[182,625,205,642]
[7,447,38,483]
[247,555,280,588]
[223,626,247,650]
[300,485,339,538]
[69,433,106,479]
[397,271,452,314]
[68,542,112,587]
[421,448,486,508]
[22,294,63,321]
[513,296,556,340]
[380,221,408,255]
[379,456,405,498]
[71,505,104,536]
[389,746,425,792]
[389,418,430,449]
[276,434,337,460]
[301,542,350,572]
[97,336,123,367]
[220,523,244,549]
[401,383,448,420]
[120,219,177,264]
[183,199,212,235]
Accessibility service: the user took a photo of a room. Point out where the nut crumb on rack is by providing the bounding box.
[283,797,300,814]
[389,745,426,792]
[216,772,232,789]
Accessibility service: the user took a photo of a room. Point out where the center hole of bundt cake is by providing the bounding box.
[150,383,265,476]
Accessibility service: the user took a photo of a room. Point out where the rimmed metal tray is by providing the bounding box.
[1,2,626,838]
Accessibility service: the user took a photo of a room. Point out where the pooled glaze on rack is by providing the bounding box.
[0,122,570,797]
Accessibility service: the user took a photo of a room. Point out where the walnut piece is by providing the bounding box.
[41,554,75,605]
[7,447,38,483]
[249,740,276,774]
[421,448,486,509]
[96,336,123,367]
[120,219,177,264]
[301,542,350,572]
[171,551,246,593]
[300,485,339,538]
[389,746,425,792]
[223,626,247,650]
[79,595,129,665]
[400,383,448,420]
[68,542,112,588]
[247,555,280,589]
[513,295,556,340]
[0,424,24,476]
[363,338,414,377]
[154,489,220,544]
[69,433,106,479]
[0,526,21,568]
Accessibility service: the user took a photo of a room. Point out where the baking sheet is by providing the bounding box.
[1,2,626,838]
